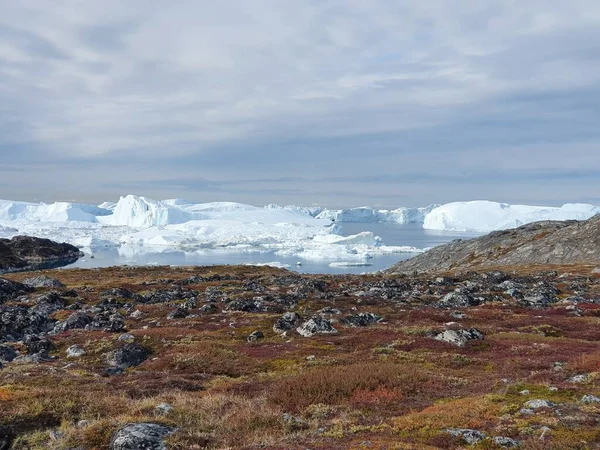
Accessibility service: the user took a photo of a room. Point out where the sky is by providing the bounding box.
[1,0,599,208]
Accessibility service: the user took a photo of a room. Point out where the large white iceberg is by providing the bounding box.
[423,201,600,232]
[316,205,438,223]
[0,195,419,262]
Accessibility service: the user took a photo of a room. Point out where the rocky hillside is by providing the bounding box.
[0,236,83,272]
[390,215,600,274]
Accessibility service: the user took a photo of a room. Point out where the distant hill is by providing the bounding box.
[0,236,83,272]
[389,215,600,274]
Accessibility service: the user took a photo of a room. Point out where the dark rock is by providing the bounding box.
[439,289,480,308]
[273,312,303,334]
[247,330,264,342]
[106,343,151,369]
[32,292,65,316]
[0,236,83,272]
[0,305,56,341]
[23,275,65,288]
[167,307,189,320]
[110,423,174,450]
[54,312,93,333]
[23,335,54,355]
[341,312,382,327]
[137,287,198,304]
[87,312,125,332]
[0,425,13,450]
[0,278,33,304]
[0,344,17,362]
[199,304,217,313]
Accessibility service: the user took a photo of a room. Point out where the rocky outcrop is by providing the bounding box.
[110,423,174,450]
[390,216,600,274]
[0,236,83,273]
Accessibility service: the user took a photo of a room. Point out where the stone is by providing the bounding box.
[155,403,174,415]
[434,328,484,347]
[296,315,338,337]
[23,275,65,288]
[492,436,521,448]
[106,344,151,369]
[110,423,174,450]
[118,333,135,342]
[273,312,303,334]
[445,428,486,445]
[0,344,17,362]
[580,394,600,404]
[247,330,264,342]
[54,312,93,333]
[439,289,480,307]
[66,345,86,358]
[341,312,382,327]
[524,399,556,409]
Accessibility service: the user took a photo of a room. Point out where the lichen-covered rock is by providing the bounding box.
[106,344,151,369]
[247,330,264,342]
[54,312,93,333]
[66,345,86,358]
[273,312,303,334]
[110,423,174,450]
[0,278,33,304]
[445,428,486,445]
[434,328,484,347]
[580,394,600,404]
[296,315,338,337]
[23,275,65,288]
[492,436,521,448]
[341,312,382,327]
[524,399,556,409]
[439,289,480,307]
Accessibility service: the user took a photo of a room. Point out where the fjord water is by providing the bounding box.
[65,223,483,275]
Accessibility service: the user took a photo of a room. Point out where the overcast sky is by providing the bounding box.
[1,1,599,208]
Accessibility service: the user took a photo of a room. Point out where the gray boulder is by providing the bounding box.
[296,315,338,337]
[440,289,480,308]
[23,276,65,288]
[110,423,174,450]
[0,344,17,362]
[273,312,302,334]
[434,328,484,347]
[341,312,382,327]
[445,428,486,445]
[106,344,151,369]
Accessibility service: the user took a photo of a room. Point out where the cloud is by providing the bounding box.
[0,1,599,206]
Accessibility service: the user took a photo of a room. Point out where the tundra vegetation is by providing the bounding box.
[1,264,600,449]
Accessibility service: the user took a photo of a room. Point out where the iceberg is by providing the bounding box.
[423,201,600,232]
[316,205,439,223]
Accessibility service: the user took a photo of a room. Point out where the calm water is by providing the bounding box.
[64,223,483,275]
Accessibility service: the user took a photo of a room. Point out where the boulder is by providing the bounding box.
[273,312,303,334]
[296,315,338,337]
[445,428,486,445]
[66,345,86,358]
[106,344,151,369]
[434,328,484,347]
[0,278,33,304]
[110,423,174,450]
[247,330,264,342]
[340,312,382,327]
[439,289,480,308]
[23,276,65,288]
[0,344,17,362]
[54,312,93,333]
